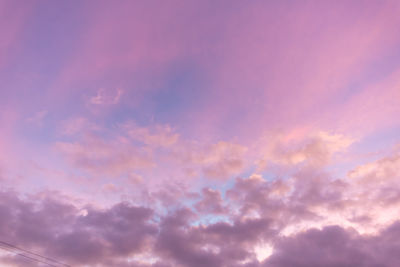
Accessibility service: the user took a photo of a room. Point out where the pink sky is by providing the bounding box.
[1,1,400,266]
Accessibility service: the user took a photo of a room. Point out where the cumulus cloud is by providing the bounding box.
[349,151,400,183]
[195,188,228,215]
[42,119,400,266]
[3,148,400,267]
[172,140,249,180]
[55,119,250,182]
[122,121,179,148]
[0,190,157,266]
[257,131,355,169]
[55,134,154,177]
[263,223,400,267]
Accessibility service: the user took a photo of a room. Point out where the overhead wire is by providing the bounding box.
[0,241,70,267]
[0,244,60,267]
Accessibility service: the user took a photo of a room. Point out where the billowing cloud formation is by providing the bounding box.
[0,191,157,266]
[2,145,400,266]
[264,223,400,267]
[54,121,249,182]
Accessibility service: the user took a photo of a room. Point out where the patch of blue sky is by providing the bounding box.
[190,214,232,227]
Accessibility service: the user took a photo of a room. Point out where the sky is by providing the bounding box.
[1,0,400,266]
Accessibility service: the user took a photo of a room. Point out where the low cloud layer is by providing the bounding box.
[1,145,400,266]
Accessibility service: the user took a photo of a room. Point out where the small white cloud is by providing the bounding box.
[123,122,179,147]
[89,88,123,105]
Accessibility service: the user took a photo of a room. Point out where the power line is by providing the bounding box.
[0,245,60,267]
[0,241,70,267]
